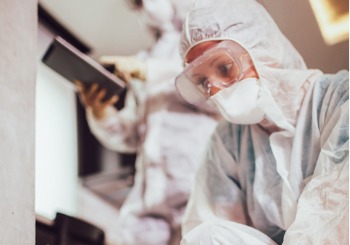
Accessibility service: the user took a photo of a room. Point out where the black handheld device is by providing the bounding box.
[42,36,126,99]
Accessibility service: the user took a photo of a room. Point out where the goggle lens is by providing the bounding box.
[176,41,251,105]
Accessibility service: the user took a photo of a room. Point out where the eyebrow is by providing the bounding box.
[209,56,221,66]
[189,54,230,80]
[191,55,221,75]
[190,73,204,80]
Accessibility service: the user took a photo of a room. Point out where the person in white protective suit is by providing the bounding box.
[75,0,220,244]
[174,0,349,244]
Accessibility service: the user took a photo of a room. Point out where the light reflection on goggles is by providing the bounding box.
[175,40,253,105]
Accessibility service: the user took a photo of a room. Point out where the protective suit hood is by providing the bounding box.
[180,0,322,132]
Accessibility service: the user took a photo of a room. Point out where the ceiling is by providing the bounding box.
[39,0,155,59]
[39,0,348,73]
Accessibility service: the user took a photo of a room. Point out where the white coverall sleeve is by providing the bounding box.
[283,74,349,245]
[181,131,277,245]
[86,90,139,153]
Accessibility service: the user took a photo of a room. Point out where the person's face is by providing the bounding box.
[184,41,221,96]
[175,40,259,105]
[185,40,258,97]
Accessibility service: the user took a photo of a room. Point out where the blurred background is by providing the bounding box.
[35,0,348,243]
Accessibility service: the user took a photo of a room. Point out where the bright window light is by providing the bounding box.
[309,0,349,45]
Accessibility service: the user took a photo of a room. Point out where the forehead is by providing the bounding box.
[185,40,250,65]
[185,41,221,64]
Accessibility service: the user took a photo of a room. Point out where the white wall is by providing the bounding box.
[0,0,36,244]
[35,24,79,220]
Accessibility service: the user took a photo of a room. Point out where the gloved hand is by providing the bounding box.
[74,80,119,120]
[99,55,147,82]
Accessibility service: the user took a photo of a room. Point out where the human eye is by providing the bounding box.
[217,61,234,77]
[193,76,209,92]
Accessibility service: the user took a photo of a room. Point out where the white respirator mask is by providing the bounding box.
[208,77,265,124]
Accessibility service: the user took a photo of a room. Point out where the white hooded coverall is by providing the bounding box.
[178,0,349,244]
[87,0,219,244]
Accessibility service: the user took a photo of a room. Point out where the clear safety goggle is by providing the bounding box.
[175,40,254,105]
